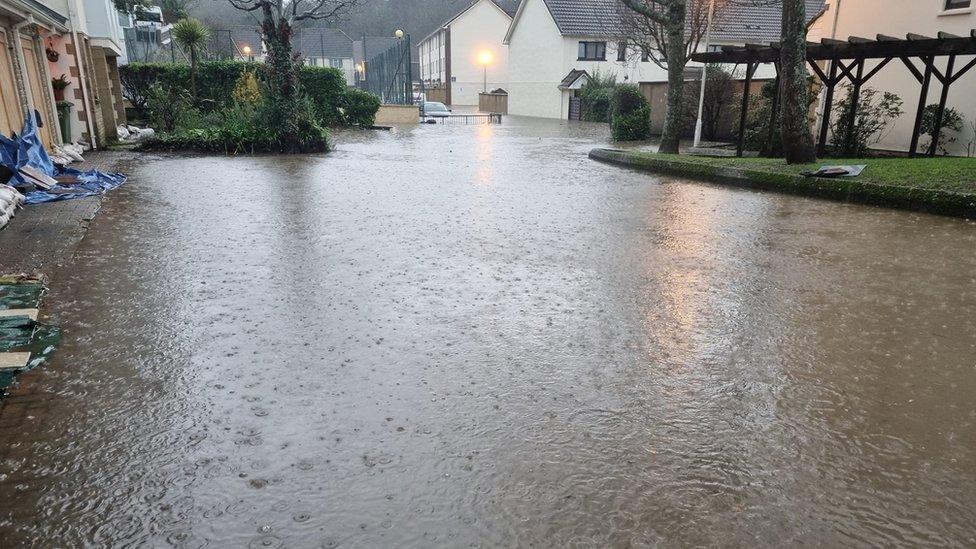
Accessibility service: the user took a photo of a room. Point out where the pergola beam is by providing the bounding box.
[690,30,976,158]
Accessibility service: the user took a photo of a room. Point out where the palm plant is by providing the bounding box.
[172,18,210,99]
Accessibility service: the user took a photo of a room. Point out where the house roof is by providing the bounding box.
[420,0,519,46]
[506,0,825,43]
[711,0,825,44]
[294,28,353,59]
[557,68,589,89]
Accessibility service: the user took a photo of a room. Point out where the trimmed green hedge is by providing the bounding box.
[119,61,371,127]
[610,85,651,141]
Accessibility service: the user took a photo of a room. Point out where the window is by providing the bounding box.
[945,0,970,8]
[617,41,627,62]
[641,48,650,62]
[577,41,606,61]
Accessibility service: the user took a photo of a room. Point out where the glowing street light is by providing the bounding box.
[242,44,253,61]
[478,50,493,93]
[395,29,404,39]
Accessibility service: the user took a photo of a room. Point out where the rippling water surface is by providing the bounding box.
[1,118,975,547]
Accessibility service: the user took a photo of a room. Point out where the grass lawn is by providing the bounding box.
[647,154,976,195]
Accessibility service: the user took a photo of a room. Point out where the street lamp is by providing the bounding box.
[693,0,716,148]
[395,29,404,39]
[478,50,492,93]
[242,44,252,61]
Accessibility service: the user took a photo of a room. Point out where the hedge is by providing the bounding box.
[610,85,651,141]
[119,61,352,127]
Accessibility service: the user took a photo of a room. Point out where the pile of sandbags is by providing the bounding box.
[0,184,25,230]
[117,124,156,143]
[49,143,86,166]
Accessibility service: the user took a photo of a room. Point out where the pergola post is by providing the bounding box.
[843,59,865,155]
[929,54,956,157]
[909,56,933,158]
[737,61,755,158]
[766,62,781,157]
[817,60,838,156]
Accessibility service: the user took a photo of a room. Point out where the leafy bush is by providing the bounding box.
[145,83,198,132]
[610,84,651,141]
[342,88,381,126]
[920,104,965,156]
[301,65,347,126]
[830,85,903,157]
[579,71,617,123]
[744,77,820,157]
[232,69,261,105]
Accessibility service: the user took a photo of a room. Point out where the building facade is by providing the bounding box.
[0,0,128,149]
[418,0,517,106]
[808,0,976,155]
[504,0,822,121]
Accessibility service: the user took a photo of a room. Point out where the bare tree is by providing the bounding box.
[618,0,687,154]
[226,0,360,150]
[779,0,816,163]
[618,1,785,154]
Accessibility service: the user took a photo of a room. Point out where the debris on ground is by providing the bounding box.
[118,124,156,143]
[1,115,126,205]
[803,165,867,178]
[0,275,60,395]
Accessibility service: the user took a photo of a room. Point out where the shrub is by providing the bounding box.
[610,84,650,141]
[580,71,617,122]
[342,88,381,126]
[920,104,965,156]
[682,65,737,141]
[301,65,347,126]
[830,86,903,157]
[145,83,198,132]
[232,69,261,105]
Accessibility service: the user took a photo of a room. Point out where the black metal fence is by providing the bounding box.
[359,36,413,105]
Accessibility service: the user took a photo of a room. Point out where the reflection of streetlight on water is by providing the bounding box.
[478,50,492,93]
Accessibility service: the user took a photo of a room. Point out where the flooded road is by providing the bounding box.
[2,118,976,547]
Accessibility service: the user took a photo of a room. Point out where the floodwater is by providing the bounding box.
[2,117,976,547]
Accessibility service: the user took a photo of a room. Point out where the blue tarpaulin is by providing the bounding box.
[0,115,126,205]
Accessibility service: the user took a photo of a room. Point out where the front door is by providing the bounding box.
[568,95,582,121]
[20,35,55,148]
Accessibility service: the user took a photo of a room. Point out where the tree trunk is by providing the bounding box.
[189,47,198,99]
[779,0,817,164]
[260,3,304,152]
[658,1,686,154]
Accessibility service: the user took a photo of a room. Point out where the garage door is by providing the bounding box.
[0,30,24,137]
[20,35,55,148]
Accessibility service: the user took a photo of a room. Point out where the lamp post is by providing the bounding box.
[478,50,492,93]
[242,44,252,62]
[693,0,716,148]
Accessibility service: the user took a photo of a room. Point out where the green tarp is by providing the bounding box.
[0,279,60,394]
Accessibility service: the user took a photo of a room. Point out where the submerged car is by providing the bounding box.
[421,102,451,118]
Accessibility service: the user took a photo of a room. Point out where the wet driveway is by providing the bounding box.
[1,118,975,547]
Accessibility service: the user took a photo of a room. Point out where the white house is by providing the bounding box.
[808,0,976,155]
[503,0,823,121]
[418,0,518,105]
[295,27,355,85]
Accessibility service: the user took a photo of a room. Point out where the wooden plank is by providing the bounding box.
[0,309,38,320]
[0,352,30,371]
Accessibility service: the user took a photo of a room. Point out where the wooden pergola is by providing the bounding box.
[691,33,976,158]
